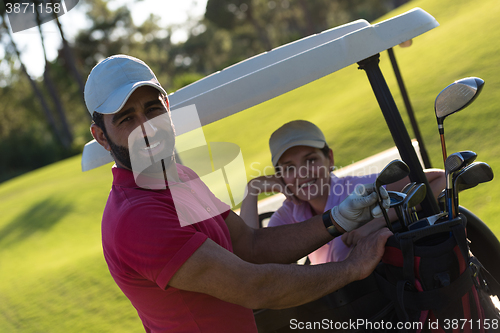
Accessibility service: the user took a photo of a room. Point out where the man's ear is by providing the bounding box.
[90,124,111,152]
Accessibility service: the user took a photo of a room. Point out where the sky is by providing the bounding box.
[6,0,208,78]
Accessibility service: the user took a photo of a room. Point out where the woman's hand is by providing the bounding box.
[247,175,301,204]
[240,175,301,229]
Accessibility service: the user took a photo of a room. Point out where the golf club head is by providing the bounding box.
[454,162,494,193]
[407,183,427,208]
[388,191,406,208]
[401,183,426,229]
[434,77,485,124]
[453,162,494,217]
[445,151,476,217]
[445,153,465,175]
[456,150,477,167]
[401,182,416,194]
[406,183,427,224]
[374,160,410,230]
[388,191,406,228]
[375,160,410,188]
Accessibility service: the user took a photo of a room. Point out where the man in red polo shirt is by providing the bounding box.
[85,54,392,333]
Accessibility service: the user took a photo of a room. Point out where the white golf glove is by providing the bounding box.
[330,183,390,232]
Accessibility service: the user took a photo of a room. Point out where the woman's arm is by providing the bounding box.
[239,175,299,229]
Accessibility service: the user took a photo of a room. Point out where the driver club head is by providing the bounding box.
[434,77,484,164]
[435,77,485,124]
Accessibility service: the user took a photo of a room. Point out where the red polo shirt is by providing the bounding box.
[101,164,258,333]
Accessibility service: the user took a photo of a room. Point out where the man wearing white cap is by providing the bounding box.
[85,54,392,333]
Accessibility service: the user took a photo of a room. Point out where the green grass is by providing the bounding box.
[0,156,145,332]
[1,0,500,331]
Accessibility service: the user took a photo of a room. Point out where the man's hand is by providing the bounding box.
[330,183,389,232]
[341,218,386,247]
[346,227,393,280]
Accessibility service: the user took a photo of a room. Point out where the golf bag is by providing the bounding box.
[371,215,500,333]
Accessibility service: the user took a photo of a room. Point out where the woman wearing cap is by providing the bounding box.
[240,120,445,264]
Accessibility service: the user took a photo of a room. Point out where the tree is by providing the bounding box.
[202,0,409,70]
[51,0,86,108]
[32,0,73,148]
[2,14,68,147]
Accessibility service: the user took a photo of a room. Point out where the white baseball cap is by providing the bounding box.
[269,120,327,166]
[84,54,167,116]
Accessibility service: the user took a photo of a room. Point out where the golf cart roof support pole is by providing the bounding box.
[357,54,440,217]
[387,47,432,169]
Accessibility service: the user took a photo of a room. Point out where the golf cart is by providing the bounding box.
[81,7,500,332]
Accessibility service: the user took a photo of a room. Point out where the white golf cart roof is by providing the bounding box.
[81,7,438,171]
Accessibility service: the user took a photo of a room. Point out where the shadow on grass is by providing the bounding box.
[0,198,73,247]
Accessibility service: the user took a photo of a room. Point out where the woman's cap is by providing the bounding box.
[269,120,326,166]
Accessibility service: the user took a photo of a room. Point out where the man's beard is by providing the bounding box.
[108,136,133,170]
[107,132,175,177]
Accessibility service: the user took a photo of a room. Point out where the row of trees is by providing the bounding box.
[0,0,407,182]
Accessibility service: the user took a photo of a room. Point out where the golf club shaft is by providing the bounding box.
[450,184,458,219]
[440,133,447,165]
[395,206,404,225]
[453,185,459,218]
[379,200,392,231]
[447,188,455,220]
[403,204,411,230]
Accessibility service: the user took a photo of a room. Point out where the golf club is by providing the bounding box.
[434,77,484,165]
[454,150,477,167]
[401,182,416,194]
[445,153,466,219]
[402,183,427,227]
[444,151,478,219]
[374,160,410,231]
[453,162,494,218]
[388,190,406,226]
[449,150,477,216]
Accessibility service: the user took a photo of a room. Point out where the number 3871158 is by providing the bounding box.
[5,2,64,15]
